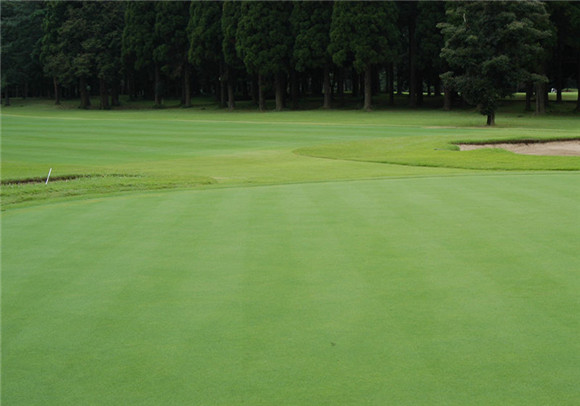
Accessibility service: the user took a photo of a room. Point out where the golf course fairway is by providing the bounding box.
[2,103,580,404]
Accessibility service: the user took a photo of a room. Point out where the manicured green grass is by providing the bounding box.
[3,175,580,405]
[297,134,580,171]
[2,99,579,208]
[2,100,580,405]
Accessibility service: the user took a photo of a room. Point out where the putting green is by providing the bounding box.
[3,173,579,405]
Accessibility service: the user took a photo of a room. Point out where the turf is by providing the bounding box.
[3,175,580,405]
[2,99,580,405]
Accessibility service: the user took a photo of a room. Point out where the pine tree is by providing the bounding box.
[236,2,293,111]
[330,2,398,111]
[188,2,223,106]
[122,2,159,105]
[440,1,552,125]
[155,2,191,107]
[291,2,333,109]
[222,1,244,111]
[1,1,45,105]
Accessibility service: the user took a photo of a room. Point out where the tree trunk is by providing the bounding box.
[337,67,344,101]
[352,70,359,98]
[556,40,563,103]
[183,63,192,108]
[397,63,403,95]
[219,62,226,108]
[486,111,495,126]
[323,65,331,109]
[535,81,546,115]
[53,77,61,105]
[258,73,265,111]
[4,88,10,106]
[225,66,234,111]
[577,60,580,112]
[372,66,380,96]
[388,63,395,106]
[525,81,533,112]
[275,72,284,111]
[79,77,91,109]
[99,78,110,110]
[443,85,451,111]
[252,74,259,106]
[416,74,424,106]
[290,69,299,110]
[154,63,162,107]
[111,81,120,107]
[363,65,372,111]
[127,71,136,101]
[409,18,417,108]
[434,76,441,98]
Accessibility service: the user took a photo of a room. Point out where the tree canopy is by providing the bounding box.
[440,1,552,125]
[2,0,578,122]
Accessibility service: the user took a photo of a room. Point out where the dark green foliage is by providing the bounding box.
[330,2,398,73]
[155,2,190,106]
[188,2,222,68]
[122,2,156,72]
[440,1,552,125]
[236,2,293,78]
[2,0,577,112]
[41,1,119,108]
[236,2,293,110]
[546,2,580,110]
[416,1,445,94]
[188,1,223,106]
[330,1,398,110]
[41,2,75,88]
[221,1,242,69]
[155,2,189,73]
[291,2,333,73]
[221,1,244,110]
[1,1,44,104]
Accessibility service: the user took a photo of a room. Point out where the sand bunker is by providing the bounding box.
[458,140,580,156]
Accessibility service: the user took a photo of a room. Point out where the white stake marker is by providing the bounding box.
[45,168,52,184]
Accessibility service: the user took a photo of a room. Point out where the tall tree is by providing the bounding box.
[236,2,294,111]
[41,1,72,105]
[398,2,419,107]
[291,2,333,109]
[52,2,96,109]
[188,1,223,107]
[440,1,551,125]
[416,1,446,100]
[221,1,244,111]
[551,2,580,111]
[330,2,398,111]
[1,1,45,105]
[155,1,191,107]
[82,2,124,109]
[571,4,580,111]
[122,2,159,105]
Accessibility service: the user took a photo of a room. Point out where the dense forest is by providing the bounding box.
[2,1,580,123]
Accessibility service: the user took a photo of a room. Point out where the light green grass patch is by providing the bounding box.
[297,134,580,171]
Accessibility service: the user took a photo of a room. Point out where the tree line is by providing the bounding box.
[2,1,579,124]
